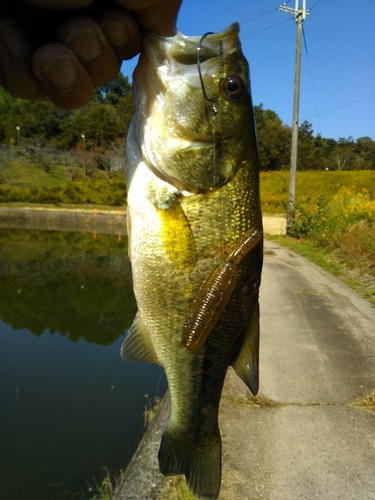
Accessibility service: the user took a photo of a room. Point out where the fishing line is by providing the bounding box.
[197,34,225,261]
[197,32,218,116]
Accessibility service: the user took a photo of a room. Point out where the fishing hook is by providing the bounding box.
[197,32,223,116]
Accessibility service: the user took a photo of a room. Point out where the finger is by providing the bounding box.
[115,0,182,36]
[20,0,94,10]
[0,18,44,99]
[57,16,120,88]
[95,8,142,61]
[32,43,94,109]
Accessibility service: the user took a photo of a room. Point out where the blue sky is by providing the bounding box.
[121,0,375,141]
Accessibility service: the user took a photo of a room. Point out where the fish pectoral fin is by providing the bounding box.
[121,313,161,366]
[158,428,222,500]
[232,300,260,395]
[157,198,197,270]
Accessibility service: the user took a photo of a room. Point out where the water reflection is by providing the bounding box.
[0,229,167,500]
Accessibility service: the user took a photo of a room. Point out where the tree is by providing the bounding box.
[354,136,375,170]
[255,104,291,171]
[330,136,355,171]
[23,135,52,173]
[297,120,315,170]
[93,72,132,105]
[1,98,69,147]
[0,88,15,143]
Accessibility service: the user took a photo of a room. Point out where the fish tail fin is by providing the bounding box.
[158,428,222,500]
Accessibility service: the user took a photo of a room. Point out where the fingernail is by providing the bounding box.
[101,21,129,47]
[40,55,77,90]
[65,28,102,63]
[0,19,29,57]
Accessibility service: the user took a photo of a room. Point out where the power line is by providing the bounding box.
[302,25,322,134]
[240,7,279,25]
[309,0,325,10]
[241,17,293,38]
[303,94,375,119]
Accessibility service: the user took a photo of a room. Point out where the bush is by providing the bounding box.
[290,188,375,262]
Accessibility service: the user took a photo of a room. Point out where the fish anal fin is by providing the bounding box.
[232,301,260,395]
[121,313,161,366]
[158,428,222,500]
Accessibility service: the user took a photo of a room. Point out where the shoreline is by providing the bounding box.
[0,206,127,235]
[0,207,286,236]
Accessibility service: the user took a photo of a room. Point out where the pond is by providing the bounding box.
[0,228,167,500]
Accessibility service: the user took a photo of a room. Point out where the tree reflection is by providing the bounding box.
[0,229,136,344]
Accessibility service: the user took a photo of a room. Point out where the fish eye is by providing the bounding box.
[221,76,246,100]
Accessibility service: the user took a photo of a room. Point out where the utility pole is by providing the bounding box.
[279,1,309,235]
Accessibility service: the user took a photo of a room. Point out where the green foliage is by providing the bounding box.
[93,73,132,105]
[0,177,127,206]
[0,229,136,344]
[255,104,291,170]
[254,103,375,171]
[260,170,375,214]
[1,89,373,170]
[0,72,133,150]
[88,468,119,499]
[289,195,329,238]
[272,181,375,304]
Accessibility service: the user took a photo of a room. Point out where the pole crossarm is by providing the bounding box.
[279,2,310,21]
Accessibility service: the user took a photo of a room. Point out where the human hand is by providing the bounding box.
[0,0,181,109]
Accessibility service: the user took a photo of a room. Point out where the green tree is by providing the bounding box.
[1,98,69,146]
[297,120,315,170]
[354,136,375,170]
[255,104,291,171]
[312,135,337,170]
[93,72,132,105]
[329,136,355,170]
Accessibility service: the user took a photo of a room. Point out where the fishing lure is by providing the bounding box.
[181,229,262,351]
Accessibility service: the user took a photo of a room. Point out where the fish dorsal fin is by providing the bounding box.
[121,313,161,366]
[232,301,260,395]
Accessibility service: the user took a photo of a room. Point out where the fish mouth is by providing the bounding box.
[170,126,234,144]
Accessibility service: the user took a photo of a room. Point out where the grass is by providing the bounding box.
[1,160,88,187]
[260,170,375,214]
[267,234,375,306]
[87,469,117,500]
[354,391,375,414]
[158,477,195,500]
[266,235,343,275]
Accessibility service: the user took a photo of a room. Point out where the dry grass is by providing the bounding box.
[354,392,375,414]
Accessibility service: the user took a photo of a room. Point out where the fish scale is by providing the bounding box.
[122,23,263,500]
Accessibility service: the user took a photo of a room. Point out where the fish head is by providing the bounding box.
[132,23,257,193]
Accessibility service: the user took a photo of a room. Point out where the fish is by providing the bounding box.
[121,23,263,500]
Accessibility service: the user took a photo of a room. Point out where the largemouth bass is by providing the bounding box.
[122,23,263,500]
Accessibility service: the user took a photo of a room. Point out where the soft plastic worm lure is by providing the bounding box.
[181,229,262,351]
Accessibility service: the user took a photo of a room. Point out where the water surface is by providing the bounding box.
[0,229,167,499]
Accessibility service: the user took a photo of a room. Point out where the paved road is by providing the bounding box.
[219,239,375,500]
[116,238,375,499]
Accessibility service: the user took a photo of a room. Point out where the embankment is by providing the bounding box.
[0,207,286,237]
[0,207,127,235]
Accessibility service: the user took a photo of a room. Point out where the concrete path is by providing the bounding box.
[219,239,375,499]
[116,239,375,499]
